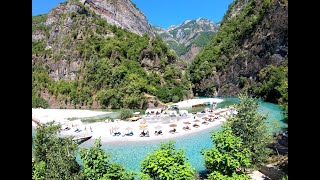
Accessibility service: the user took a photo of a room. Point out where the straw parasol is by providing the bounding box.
[140,127,148,130]
[154,125,162,129]
[202,117,209,120]
[193,120,200,122]
[125,127,133,133]
[139,124,148,128]
[139,123,148,130]
[208,115,215,117]
[169,124,177,128]
[183,121,191,124]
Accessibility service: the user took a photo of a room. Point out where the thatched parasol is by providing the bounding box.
[183,121,191,124]
[125,127,133,133]
[169,124,177,128]
[202,117,209,120]
[193,120,200,122]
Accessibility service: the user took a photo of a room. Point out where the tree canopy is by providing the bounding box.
[202,126,251,180]
[227,94,272,166]
[140,140,195,180]
[80,138,135,180]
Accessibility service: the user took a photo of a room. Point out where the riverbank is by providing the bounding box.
[32,107,234,143]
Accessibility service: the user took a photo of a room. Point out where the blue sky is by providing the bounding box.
[32,0,234,28]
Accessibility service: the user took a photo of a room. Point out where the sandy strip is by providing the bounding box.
[32,108,235,144]
[63,111,233,144]
[32,108,111,124]
[172,98,224,108]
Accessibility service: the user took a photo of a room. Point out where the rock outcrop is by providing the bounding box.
[81,0,155,37]
[188,0,288,97]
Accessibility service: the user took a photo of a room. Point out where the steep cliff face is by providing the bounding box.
[153,18,219,64]
[188,0,288,98]
[32,0,192,109]
[80,0,155,37]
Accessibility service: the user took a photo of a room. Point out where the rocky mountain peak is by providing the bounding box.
[78,0,155,37]
[152,18,219,64]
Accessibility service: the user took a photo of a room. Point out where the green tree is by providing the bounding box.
[255,64,288,110]
[32,122,82,179]
[80,138,135,180]
[202,126,251,180]
[140,140,195,180]
[227,94,272,166]
[32,161,46,180]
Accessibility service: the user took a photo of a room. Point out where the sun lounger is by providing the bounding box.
[193,124,199,128]
[123,131,133,137]
[113,132,121,136]
[182,126,191,131]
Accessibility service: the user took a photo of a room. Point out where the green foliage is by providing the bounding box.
[119,109,133,120]
[140,140,195,180]
[202,126,251,179]
[32,161,46,180]
[188,0,268,93]
[32,6,189,108]
[32,95,49,108]
[191,32,215,47]
[80,138,135,180]
[32,14,49,34]
[227,94,272,166]
[255,64,288,111]
[32,122,82,179]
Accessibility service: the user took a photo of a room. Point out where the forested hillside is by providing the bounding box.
[187,0,288,110]
[32,0,192,109]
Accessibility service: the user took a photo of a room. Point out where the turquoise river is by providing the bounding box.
[77,97,287,174]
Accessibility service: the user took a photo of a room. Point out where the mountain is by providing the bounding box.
[32,0,192,109]
[152,18,219,64]
[187,0,288,108]
[79,0,155,37]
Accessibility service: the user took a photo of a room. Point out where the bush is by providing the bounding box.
[32,96,49,108]
[119,109,133,120]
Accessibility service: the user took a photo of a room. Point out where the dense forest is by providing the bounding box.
[32,0,191,109]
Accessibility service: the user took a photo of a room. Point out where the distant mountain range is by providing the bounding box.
[152,18,219,64]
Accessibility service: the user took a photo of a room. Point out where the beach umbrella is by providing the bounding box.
[140,121,147,124]
[139,124,148,128]
[154,125,162,129]
[202,117,209,120]
[125,127,133,133]
[193,120,200,122]
[169,124,177,128]
[113,126,120,129]
[139,123,148,131]
[208,115,215,117]
[183,122,191,124]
